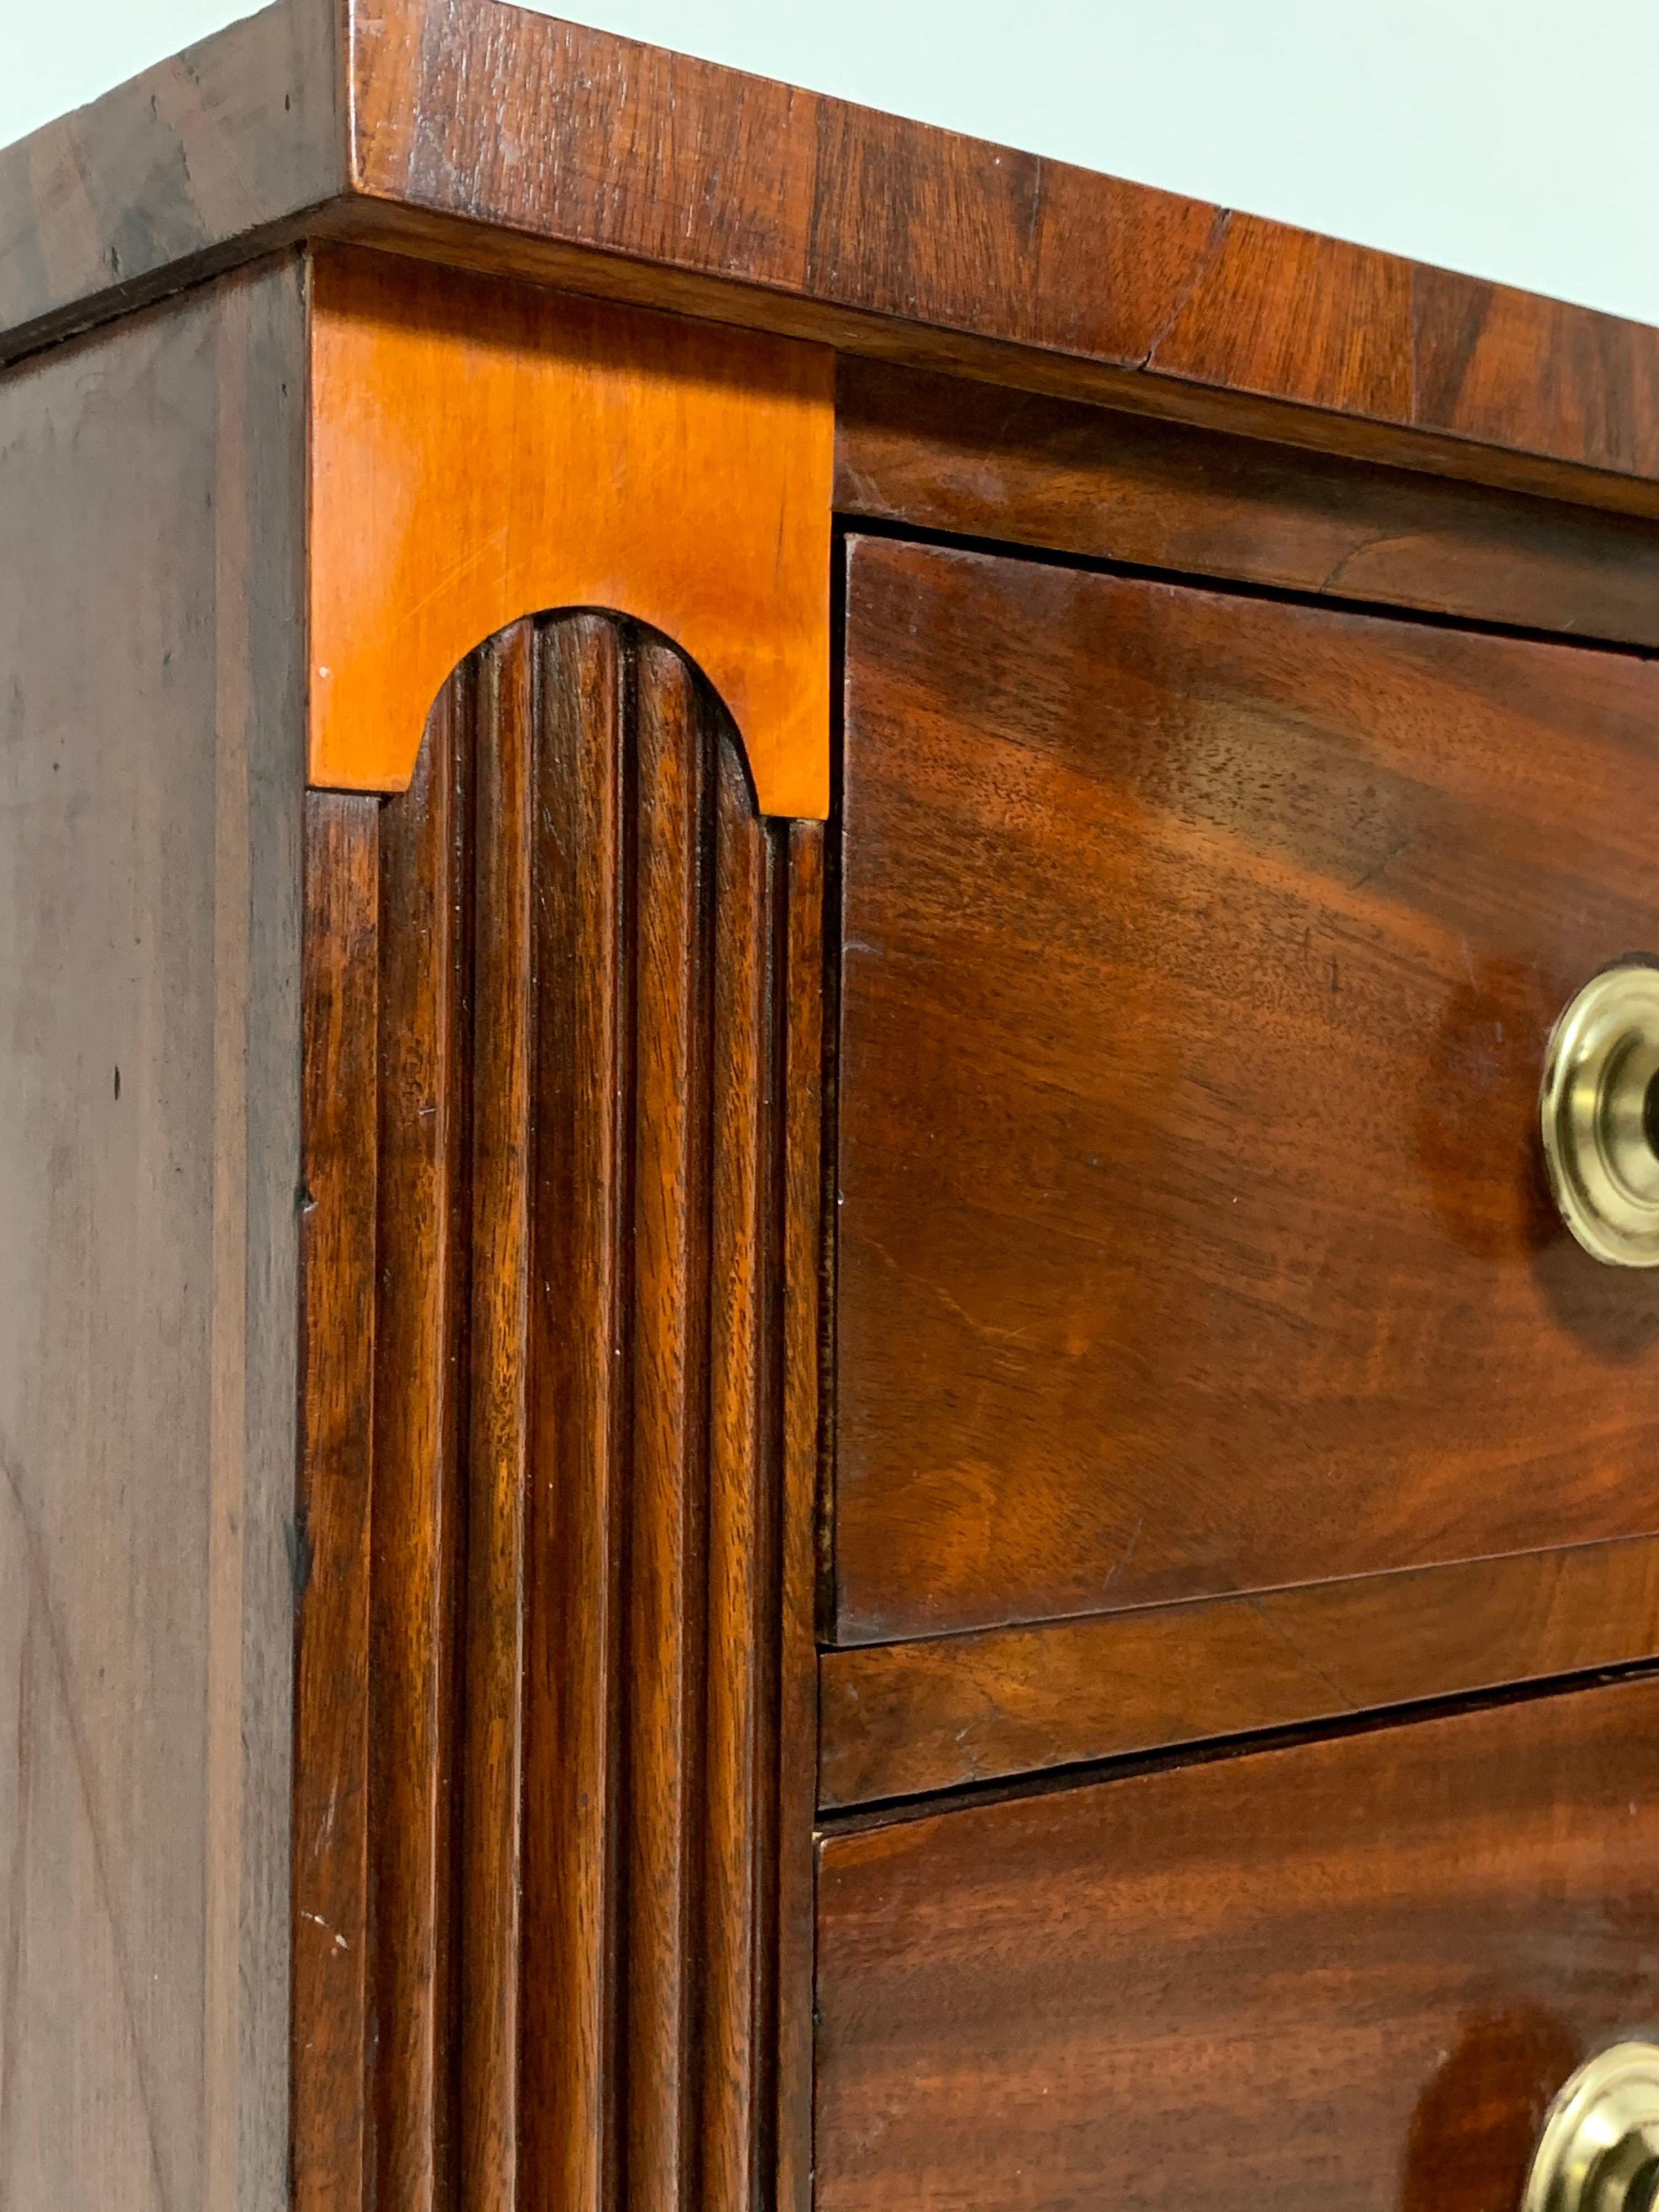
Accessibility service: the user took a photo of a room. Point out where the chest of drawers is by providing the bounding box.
[8,7,1659,2209]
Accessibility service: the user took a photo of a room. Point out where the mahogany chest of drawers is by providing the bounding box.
[8,7,1659,2209]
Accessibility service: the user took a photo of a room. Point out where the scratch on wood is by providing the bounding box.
[1138,205,1234,371]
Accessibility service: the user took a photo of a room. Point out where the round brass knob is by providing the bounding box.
[1540,962,1659,1266]
[1525,2043,1659,2212]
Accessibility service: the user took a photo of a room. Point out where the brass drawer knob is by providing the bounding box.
[1525,2043,1659,2212]
[1541,963,1659,1266]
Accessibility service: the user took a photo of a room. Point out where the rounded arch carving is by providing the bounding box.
[410,601,766,823]
[306,248,833,817]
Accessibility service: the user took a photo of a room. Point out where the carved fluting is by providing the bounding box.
[295,611,822,2212]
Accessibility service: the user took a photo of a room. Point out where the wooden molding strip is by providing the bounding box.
[818,1535,1659,1809]
[307,247,834,816]
[837,357,1659,653]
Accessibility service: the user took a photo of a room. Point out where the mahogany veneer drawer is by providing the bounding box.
[834,534,1659,1647]
[815,1677,1659,2212]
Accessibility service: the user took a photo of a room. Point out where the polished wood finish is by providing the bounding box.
[17,9,1659,2203]
[308,249,834,814]
[11,1,1659,515]
[293,793,380,2212]
[0,263,305,2212]
[293,612,824,2212]
[366,701,460,2209]
[776,818,826,2212]
[820,1535,1659,1808]
[837,357,1659,652]
[816,1675,1659,2212]
[337,0,1659,508]
[834,533,1659,1646]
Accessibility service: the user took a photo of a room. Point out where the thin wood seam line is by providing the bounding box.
[824,1528,1659,1657]
[819,1536,1659,1809]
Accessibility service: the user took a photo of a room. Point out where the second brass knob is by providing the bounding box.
[1541,962,1659,1267]
[1525,2043,1659,2212]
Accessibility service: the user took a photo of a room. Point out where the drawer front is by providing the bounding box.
[816,1677,1659,2212]
[834,535,1659,1645]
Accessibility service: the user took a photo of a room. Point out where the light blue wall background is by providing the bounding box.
[7,2,1659,327]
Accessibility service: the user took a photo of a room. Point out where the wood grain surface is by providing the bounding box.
[293,793,380,2212]
[820,1536,1659,1807]
[0,0,340,364]
[0,263,305,2212]
[837,357,1659,653]
[816,1674,1659,2212]
[307,248,834,813]
[334,0,1659,510]
[776,817,826,2212]
[294,612,825,2211]
[834,533,1659,1645]
[11,1,1659,513]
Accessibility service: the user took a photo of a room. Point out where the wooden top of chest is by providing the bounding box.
[4,0,1658,518]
